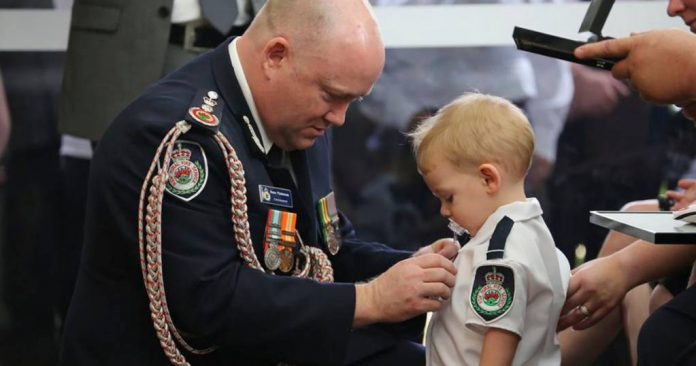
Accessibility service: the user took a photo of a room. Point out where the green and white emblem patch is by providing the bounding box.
[162,140,208,202]
[470,264,515,322]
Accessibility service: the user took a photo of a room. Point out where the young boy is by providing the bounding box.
[410,93,571,366]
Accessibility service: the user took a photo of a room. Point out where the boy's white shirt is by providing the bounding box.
[426,198,570,366]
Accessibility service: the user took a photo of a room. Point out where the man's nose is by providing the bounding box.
[324,102,350,127]
[667,0,685,17]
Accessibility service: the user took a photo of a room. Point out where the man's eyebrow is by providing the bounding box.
[323,83,371,100]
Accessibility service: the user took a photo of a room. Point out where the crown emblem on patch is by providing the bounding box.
[171,147,192,161]
[484,271,505,285]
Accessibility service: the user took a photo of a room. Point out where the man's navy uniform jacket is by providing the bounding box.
[60,39,419,365]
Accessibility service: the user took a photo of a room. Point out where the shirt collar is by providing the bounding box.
[228,37,273,155]
[467,198,543,247]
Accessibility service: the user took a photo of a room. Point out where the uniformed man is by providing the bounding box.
[60,1,459,365]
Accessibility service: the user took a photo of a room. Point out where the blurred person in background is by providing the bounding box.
[0,1,65,365]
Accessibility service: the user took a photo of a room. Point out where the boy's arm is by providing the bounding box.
[480,328,520,366]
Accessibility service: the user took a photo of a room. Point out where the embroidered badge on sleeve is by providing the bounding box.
[162,140,209,201]
[470,264,515,322]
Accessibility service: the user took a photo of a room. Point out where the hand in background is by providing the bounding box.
[557,255,630,331]
[575,29,696,107]
[568,64,630,120]
[667,179,696,211]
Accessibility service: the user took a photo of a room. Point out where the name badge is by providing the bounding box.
[259,184,293,208]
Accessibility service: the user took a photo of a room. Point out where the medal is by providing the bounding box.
[326,222,341,256]
[264,209,297,272]
[264,241,281,271]
[317,192,342,255]
[278,246,294,273]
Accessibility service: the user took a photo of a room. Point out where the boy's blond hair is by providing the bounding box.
[410,93,534,181]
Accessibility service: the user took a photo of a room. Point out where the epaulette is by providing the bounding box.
[185,90,222,135]
[487,216,514,260]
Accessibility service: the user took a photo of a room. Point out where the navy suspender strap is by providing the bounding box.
[487,216,514,260]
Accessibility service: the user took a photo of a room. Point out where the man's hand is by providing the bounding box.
[412,238,460,260]
[574,29,696,107]
[667,179,696,210]
[354,254,457,327]
[557,255,630,331]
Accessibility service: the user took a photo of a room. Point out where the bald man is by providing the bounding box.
[59,1,458,365]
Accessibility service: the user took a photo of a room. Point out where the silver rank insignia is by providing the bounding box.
[188,91,220,127]
[184,90,222,136]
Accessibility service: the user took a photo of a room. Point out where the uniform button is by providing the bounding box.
[157,6,171,19]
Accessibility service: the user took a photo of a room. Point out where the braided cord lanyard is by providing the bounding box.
[139,121,334,366]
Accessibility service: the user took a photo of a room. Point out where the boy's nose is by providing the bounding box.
[440,205,451,218]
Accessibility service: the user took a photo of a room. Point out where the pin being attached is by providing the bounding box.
[448,219,470,244]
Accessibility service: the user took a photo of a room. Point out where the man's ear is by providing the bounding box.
[479,163,501,194]
[262,37,290,78]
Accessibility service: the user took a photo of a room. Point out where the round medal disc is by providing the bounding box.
[279,249,294,273]
[264,245,281,271]
[326,224,342,255]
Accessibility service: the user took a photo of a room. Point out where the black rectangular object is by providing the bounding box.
[513,26,616,70]
[579,0,616,35]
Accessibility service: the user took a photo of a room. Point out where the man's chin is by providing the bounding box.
[286,137,318,151]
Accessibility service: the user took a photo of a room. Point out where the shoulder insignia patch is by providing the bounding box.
[185,90,222,135]
[470,264,515,322]
[162,140,209,202]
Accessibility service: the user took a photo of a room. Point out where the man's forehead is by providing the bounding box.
[320,77,374,98]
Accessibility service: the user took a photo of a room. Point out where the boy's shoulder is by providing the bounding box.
[478,213,555,267]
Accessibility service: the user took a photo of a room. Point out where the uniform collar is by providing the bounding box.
[467,198,543,247]
[228,37,273,155]
[211,38,266,159]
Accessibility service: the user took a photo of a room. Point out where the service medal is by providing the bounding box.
[326,222,341,256]
[279,246,294,273]
[264,242,281,271]
[317,192,342,255]
[264,209,297,272]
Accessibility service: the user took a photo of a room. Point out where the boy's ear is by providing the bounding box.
[479,163,501,194]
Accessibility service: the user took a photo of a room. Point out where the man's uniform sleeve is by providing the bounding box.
[331,211,413,283]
